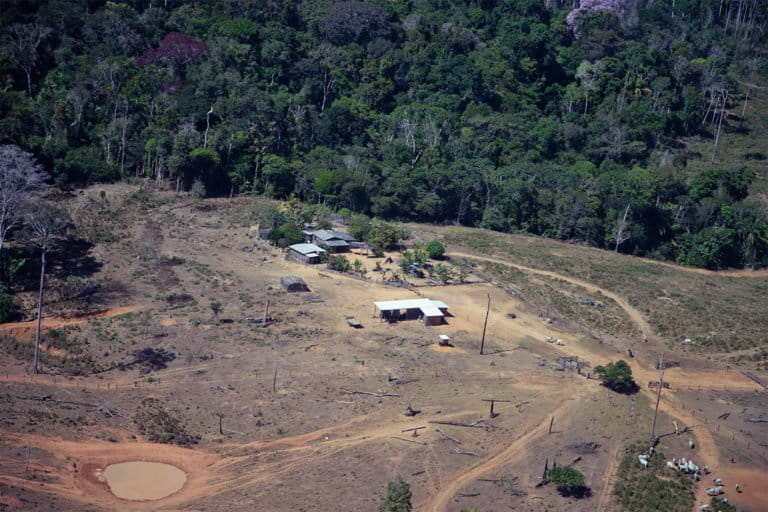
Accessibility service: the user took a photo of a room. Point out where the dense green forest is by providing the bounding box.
[1,0,767,268]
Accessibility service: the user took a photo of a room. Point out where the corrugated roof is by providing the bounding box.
[312,229,356,242]
[288,243,326,255]
[324,239,349,247]
[374,299,448,317]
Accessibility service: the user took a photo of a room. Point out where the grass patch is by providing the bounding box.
[424,226,768,363]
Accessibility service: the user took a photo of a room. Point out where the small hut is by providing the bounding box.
[286,243,326,264]
[281,275,310,292]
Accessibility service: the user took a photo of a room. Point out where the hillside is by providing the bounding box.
[0,186,766,512]
[1,0,768,269]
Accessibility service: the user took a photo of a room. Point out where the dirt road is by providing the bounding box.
[0,306,139,339]
[446,252,657,343]
[426,393,586,512]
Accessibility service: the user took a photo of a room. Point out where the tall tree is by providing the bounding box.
[1,23,52,96]
[22,202,70,374]
[0,145,49,258]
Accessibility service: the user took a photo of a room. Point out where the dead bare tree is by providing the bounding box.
[710,89,728,163]
[22,202,70,374]
[0,145,49,259]
[614,203,631,252]
[204,106,214,148]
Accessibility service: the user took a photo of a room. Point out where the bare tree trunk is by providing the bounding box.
[120,102,128,175]
[321,72,335,112]
[614,203,631,252]
[24,69,32,97]
[33,250,46,374]
[204,106,213,148]
[741,86,750,118]
[711,90,728,163]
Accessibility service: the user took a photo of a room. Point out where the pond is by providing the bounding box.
[103,461,187,501]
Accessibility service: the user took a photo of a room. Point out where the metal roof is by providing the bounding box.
[288,243,326,255]
[323,239,350,247]
[373,298,448,317]
[310,229,356,242]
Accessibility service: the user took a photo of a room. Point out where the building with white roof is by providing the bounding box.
[373,298,449,326]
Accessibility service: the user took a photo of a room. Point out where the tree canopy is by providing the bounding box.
[593,359,638,393]
[379,477,412,512]
[549,466,589,498]
[1,0,767,268]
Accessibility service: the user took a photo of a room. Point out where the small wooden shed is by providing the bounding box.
[281,275,310,292]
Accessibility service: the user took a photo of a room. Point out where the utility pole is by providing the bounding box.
[480,294,491,355]
[650,352,665,446]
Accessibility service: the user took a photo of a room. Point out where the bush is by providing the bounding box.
[0,291,17,323]
[424,240,446,259]
[549,466,589,497]
[593,360,638,393]
[379,477,412,512]
[368,221,408,254]
[268,223,304,247]
[328,254,351,272]
[348,214,372,241]
[209,299,222,318]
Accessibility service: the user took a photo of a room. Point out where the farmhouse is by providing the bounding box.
[286,243,326,264]
[373,298,449,326]
[303,229,356,253]
[281,275,310,292]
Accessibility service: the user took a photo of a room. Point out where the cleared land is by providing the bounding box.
[0,186,766,511]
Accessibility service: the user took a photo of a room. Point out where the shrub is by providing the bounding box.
[424,240,445,259]
[434,263,454,284]
[209,299,222,318]
[328,254,351,272]
[593,360,638,393]
[348,214,372,241]
[379,477,412,512]
[0,291,17,323]
[268,223,304,247]
[368,221,408,254]
[549,466,589,497]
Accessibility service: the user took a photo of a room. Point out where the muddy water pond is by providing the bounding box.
[103,461,187,501]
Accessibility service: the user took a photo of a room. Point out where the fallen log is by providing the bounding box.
[429,419,493,430]
[454,447,480,457]
[435,428,461,444]
[341,388,400,398]
[390,436,427,446]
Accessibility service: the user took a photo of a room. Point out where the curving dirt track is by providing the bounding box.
[446,252,657,342]
[445,250,767,512]
[0,306,139,339]
[426,391,588,512]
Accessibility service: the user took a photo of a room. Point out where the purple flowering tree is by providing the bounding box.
[566,0,623,36]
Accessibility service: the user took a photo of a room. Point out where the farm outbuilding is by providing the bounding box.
[303,229,357,253]
[281,276,309,292]
[373,298,449,326]
[286,243,326,264]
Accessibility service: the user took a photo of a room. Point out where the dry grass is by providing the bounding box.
[412,225,768,369]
